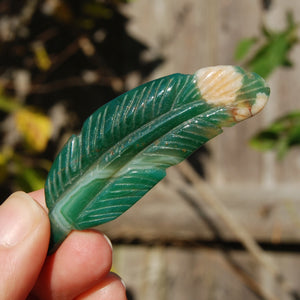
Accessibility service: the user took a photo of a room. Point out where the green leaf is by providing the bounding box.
[250,131,278,152]
[14,108,52,152]
[235,38,257,61]
[17,167,46,192]
[0,93,21,112]
[83,3,113,19]
[45,66,270,253]
[250,110,300,159]
[246,28,297,78]
[235,12,298,79]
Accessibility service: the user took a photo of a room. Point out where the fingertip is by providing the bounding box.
[101,232,113,250]
[110,272,126,290]
[0,191,50,299]
[59,230,113,274]
[76,273,127,300]
[32,230,113,299]
[0,191,49,248]
[28,189,47,212]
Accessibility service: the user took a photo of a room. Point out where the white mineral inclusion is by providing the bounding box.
[195,66,268,122]
[195,66,243,106]
[251,92,269,115]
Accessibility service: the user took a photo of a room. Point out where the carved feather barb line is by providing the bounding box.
[45,65,270,253]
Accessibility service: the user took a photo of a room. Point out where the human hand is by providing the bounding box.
[0,190,127,300]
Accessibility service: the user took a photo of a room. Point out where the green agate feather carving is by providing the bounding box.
[45,66,270,253]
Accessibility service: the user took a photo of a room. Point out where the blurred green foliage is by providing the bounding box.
[0,89,52,193]
[0,0,162,199]
[235,12,298,79]
[235,12,300,159]
[250,111,300,159]
[235,38,258,61]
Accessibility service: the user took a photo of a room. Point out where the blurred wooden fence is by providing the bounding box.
[100,0,300,299]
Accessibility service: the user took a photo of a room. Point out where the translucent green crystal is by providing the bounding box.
[45,65,270,253]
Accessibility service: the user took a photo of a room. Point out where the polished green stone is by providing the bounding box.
[45,65,270,253]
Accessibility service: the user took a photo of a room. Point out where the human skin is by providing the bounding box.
[0,189,126,300]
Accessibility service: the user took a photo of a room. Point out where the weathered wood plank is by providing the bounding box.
[264,0,300,185]
[101,167,300,243]
[208,0,300,186]
[123,0,300,187]
[113,246,300,300]
[207,0,267,186]
[122,0,219,76]
[108,1,300,299]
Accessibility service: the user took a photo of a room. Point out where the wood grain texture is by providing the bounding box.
[123,0,300,187]
[113,245,300,300]
[108,1,300,299]
[101,170,300,243]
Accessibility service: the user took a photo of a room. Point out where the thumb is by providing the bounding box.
[0,192,50,300]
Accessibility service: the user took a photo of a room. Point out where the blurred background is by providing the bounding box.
[1,0,300,299]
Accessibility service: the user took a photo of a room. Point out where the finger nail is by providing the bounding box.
[111,272,126,289]
[0,192,45,247]
[120,277,126,289]
[103,233,113,250]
